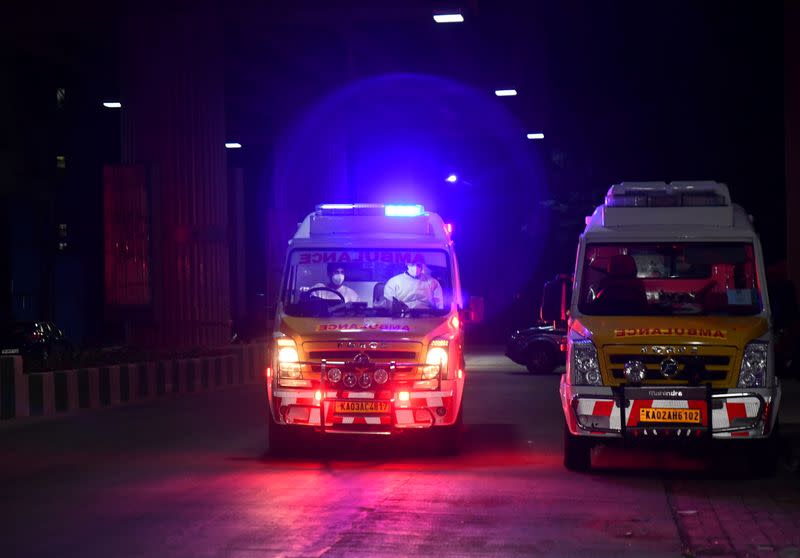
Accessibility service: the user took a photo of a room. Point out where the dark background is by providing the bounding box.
[0,0,793,346]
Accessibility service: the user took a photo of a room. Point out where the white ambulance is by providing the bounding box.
[266,204,482,452]
[546,181,781,473]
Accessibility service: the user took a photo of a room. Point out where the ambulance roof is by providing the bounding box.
[583,181,758,241]
[291,204,451,247]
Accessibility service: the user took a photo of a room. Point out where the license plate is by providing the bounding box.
[334,401,390,414]
[639,408,701,424]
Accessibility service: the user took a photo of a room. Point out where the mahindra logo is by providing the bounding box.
[647,390,683,398]
[641,345,697,355]
[660,357,680,378]
[353,352,371,366]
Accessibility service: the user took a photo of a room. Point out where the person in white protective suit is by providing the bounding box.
[383,262,443,309]
[311,265,359,303]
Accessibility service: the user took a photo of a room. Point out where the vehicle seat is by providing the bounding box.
[372,282,386,307]
[595,254,648,314]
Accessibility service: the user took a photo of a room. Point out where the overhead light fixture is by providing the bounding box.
[494,89,517,97]
[225,142,242,149]
[446,174,458,183]
[102,101,122,108]
[433,13,464,23]
[526,132,545,140]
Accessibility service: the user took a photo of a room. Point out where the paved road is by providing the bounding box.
[1,350,799,557]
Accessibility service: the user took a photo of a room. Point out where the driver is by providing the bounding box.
[311,264,359,303]
[384,262,443,309]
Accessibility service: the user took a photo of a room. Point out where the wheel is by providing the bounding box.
[268,411,292,455]
[526,343,556,374]
[563,422,592,472]
[435,404,464,456]
[746,422,780,477]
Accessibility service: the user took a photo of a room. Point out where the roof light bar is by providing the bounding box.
[385,204,424,217]
[433,13,464,23]
[606,182,730,208]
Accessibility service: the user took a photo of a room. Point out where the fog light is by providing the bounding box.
[314,390,322,402]
[374,368,388,384]
[358,371,372,388]
[436,407,447,416]
[327,368,342,383]
[398,391,410,402]
[343,372,357,389]
[623,360,647,384]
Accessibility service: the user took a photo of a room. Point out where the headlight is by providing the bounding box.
[739,342,768,387]
[570,339,602,386]
[423,342,449,379]
[276,338,301,378]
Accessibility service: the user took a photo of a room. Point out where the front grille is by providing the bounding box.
[308,350,417,361]
[603,345,736,386]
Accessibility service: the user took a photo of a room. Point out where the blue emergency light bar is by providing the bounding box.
[315,203,425,217]
[384,204,424,217]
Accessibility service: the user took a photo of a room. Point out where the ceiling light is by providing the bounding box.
[433,13,464,23]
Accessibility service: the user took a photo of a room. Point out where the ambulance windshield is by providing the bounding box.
[282,249,452,318]
[578,242,763,316]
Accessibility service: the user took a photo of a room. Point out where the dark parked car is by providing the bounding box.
[506,323,567,373]
[506,274,571,374]
[0,321,74,367]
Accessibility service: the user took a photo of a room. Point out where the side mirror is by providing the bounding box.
[462,295,485,324]
[769,279,799,330]
[541,275,571,323]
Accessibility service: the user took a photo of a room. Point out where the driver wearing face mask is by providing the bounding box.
[312,265,359,303]
[383,262,444,309]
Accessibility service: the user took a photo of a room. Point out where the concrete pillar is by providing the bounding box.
[121,0,230,348]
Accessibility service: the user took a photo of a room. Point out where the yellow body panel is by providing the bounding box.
[572,315,768,388]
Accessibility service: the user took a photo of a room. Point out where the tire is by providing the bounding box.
[526,343,556,374]
[435,404,464,456]
[563,423,592,472]
[746,421,780,478]
[268,412,292,455]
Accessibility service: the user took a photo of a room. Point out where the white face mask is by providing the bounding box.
[332,273,345,286]
[407,265,421,278]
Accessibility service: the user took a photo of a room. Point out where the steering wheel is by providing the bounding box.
[304,286,346,304]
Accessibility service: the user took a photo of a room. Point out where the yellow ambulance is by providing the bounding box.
[550,181,781,473]
[266,204,482,453]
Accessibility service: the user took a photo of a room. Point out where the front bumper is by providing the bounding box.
[269,381,460,435]
[560,375,781,440]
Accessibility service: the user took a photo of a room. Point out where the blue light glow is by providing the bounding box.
[385,204,424,217]
[433,13,464,23]
[446,174,458,183]
[318,204,354,210]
